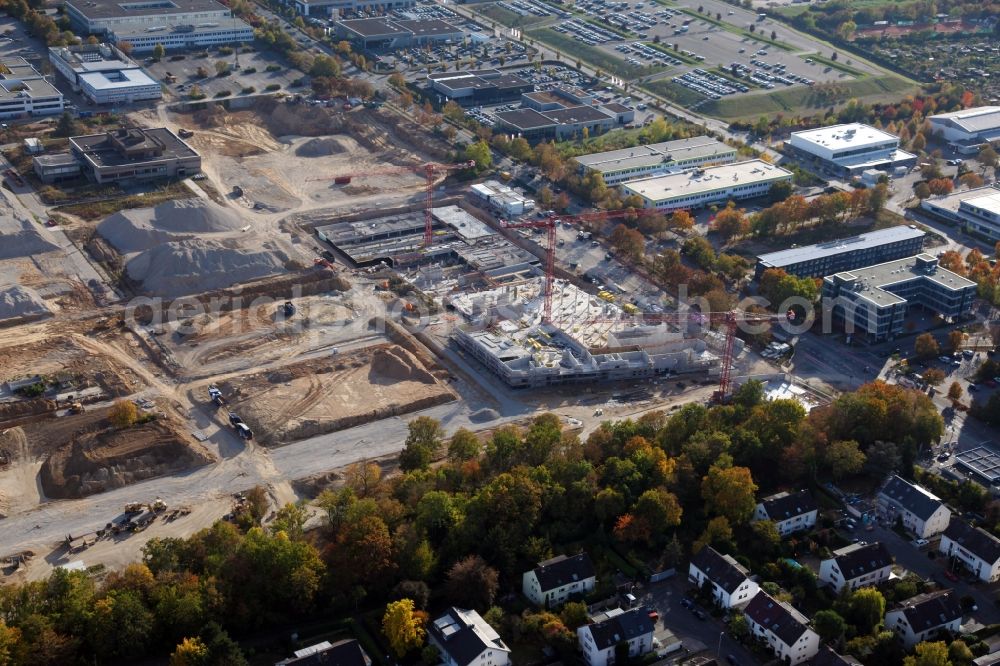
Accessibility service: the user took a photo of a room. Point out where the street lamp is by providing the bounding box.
[717,631,724,657]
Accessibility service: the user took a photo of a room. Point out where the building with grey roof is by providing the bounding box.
[622,160,792,211]
[0,58,64,120]
[811,646,863,666]
[821,254,977,343]
[32,152,82,183]
[64,0,253,51]
[885,590,962,647]
[335,17,463,48]
[929,106,1000,153]
[578,607,655,666]
[819,542,893,593]
[522,553,596,607]
[49,44,161,105]
[288,0,413,18]
[754,226,926,280]
[688,546,758,609]
[940,518,1000,583]
[574,137,737,185]
[494,105,618,142]
[428,608,511,666]
[921,185,1000,243]
[955,446,1000,486]
[429,69,533,105]
[276,639,371,666]
[753,490,818,536]
[877,475,952,538]
[744,592,820,665]
[69,127,201,184]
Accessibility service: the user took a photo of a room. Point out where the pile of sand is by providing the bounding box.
[470,408,500,423]
[125,239,293,297]
[295,137,348,158]
[98,199,245,254]
[370,347,435,384]
[0,203,59,259]
[0,284,51,322]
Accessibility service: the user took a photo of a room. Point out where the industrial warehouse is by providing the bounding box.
[573,137,737,185]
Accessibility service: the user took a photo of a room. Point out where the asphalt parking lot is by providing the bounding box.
[145,47,303,101]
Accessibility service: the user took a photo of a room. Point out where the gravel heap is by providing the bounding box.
[125,239,292,297]
[0,202,58,259]
[0,284,51,322]
[98,199,245,254]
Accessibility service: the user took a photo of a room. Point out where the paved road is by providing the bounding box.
[643,577,760,665]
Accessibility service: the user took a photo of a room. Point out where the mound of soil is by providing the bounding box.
[0,284,51,322]
[0,204,59,259]
[295,137,347,158]
[125,238,293,297]
[40,420,213,499]
[470,408,500,423]
[99,199,246,254]
[370,347,435,384]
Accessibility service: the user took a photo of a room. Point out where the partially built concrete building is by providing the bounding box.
[451,279,735,388]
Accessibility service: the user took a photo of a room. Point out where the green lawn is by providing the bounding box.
[526,28,659,79]
[475,3,552,28]
[640,78,710,107]
[806,53,866,77]
[698,75,916,120]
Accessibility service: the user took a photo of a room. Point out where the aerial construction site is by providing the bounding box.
[0,95,774,581]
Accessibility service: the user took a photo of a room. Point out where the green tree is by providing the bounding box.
[310,54,340,78]
[447,428,480,462]
[759,268,818,308]
[383,599,426,657]
[269,502,307,540]
[214,60,230,76]
[152,43,165,61]
[849,588,886,635]
[400,416,444,471]
[464,140,492,172]
[813,609,846,644]
[947,381,963,402]
[915,182,932,199]
[52,111,80,137]
[949,640,974,666]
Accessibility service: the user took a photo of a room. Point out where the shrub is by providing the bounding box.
[265,83,280,91]
[241,86,256,94]
[15,381,45,398]
[242,66,257,74]
[265,64,282,72]
[214,90,231,98]
[109,399,138,428]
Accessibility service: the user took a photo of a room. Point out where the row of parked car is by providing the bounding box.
[552,18,620,45]
[673,69,742,99]
[616,41,683,68]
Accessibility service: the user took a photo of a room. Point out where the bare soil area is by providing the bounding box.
[34,405,213,499]
[0,333,145,399]
[219,344,456,445]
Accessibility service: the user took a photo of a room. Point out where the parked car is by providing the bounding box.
[944,570,959,582]
[912,538,929,548]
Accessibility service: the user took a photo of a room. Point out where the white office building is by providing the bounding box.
[621,159,792,211]
[921,186,1000,243]
[64,0,253,53]
[49,44,161,105]
[929,106,1000,153]
[574,137,737,186]
[787,123,917,177]
[0,58,64,120]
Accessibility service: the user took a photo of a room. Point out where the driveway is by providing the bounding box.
[641,577,761,665]
[862,522,1000,625]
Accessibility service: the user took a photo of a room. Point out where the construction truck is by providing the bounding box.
[124,502,144,515]
[178,128,194,138]
[151,498,167,512]
[68,402,85,414]
[208,385,226,406]
[282,301,295,318]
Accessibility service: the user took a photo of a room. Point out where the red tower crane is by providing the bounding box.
[574,309,798,401]
[501,208,636,323]
[307,160,476,246]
